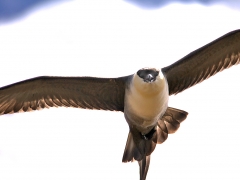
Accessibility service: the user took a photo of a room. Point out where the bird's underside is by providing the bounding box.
[0,29,240,180]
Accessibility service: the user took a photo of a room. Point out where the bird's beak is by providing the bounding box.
[144,74,155,83]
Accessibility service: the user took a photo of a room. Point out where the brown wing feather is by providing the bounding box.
[161,29,240,95]
[0,76,131,115]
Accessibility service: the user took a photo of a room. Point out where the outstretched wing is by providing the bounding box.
[162,29,240,95]
[0,75,131,115]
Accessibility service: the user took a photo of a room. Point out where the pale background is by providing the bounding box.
[0,0,240,179]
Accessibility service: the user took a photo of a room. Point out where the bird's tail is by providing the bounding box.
[138,155,150,180]
[122,131,153,180]
[122,107,188,180]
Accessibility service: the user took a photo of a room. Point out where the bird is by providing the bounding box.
[0,29,240,180]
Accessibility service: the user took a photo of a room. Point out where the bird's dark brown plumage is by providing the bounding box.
[162,29,240,95]
[0,76,130,115]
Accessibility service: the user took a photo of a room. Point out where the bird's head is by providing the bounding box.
[131,68,165,96]
[137,68,159,83]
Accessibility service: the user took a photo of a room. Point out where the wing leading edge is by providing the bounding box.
[162,29,240,95]
[0,76,131,115]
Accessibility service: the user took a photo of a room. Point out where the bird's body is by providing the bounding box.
[124,70,168,133]
[1,29,240,180]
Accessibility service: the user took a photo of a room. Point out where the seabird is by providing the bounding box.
[1,29,240,180]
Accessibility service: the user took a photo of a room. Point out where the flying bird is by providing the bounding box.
[1,29,240,180]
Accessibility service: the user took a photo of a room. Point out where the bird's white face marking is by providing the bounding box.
[124,68,169,133]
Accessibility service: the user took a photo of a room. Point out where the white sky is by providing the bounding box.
[0,1,240,180]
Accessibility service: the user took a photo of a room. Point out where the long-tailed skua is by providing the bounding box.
[1,30,240,180]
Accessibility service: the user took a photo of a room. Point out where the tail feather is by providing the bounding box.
[122,131,136,162]
[155,107,188,144]
[138,155,150,180]
[122,131,151,180]
[160,107,188,134]
[122,107,188,179]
